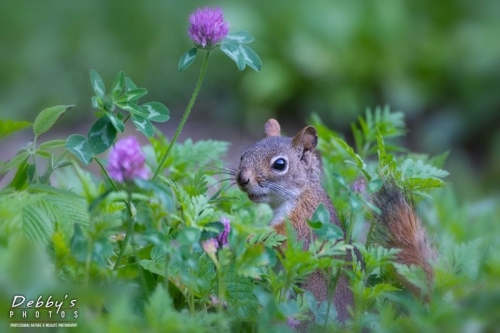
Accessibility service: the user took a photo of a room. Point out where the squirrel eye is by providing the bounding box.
[272,158,287,171]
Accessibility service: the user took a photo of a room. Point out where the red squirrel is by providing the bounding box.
[235,119,435,327]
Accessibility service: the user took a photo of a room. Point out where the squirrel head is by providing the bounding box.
[236,118,320,208]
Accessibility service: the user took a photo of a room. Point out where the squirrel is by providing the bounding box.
[235,118,435,327]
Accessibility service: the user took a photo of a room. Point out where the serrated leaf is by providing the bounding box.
[38,139,67,151]
[239,44,262,71]
[0,192,54,245]
[236,243,269,279]
[248,231,287,248]
[400,158,449,180]
[140,246,166,276]
[141,102,170,122]
[116,88,148,103]
[33,105,74,136]
[223,31,254,44]
[1,150,30,174]
[131,114,154,137]
[87,116,117,154]
[178,47,198,71]
[111,71,126,98]
[90,69,105,97]
[220,43,246,71]
[0,119,31,141]
[394,263,429,295]
[106,112,125,132]
[66,134,93,165]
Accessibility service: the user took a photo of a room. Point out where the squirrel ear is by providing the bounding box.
[264,119,281,137]
[292,126,318,152]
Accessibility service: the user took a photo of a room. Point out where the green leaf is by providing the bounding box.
[1,150,30,174]
[111,71,126,98]
[141,102,170,122]
[178,47,198,71]
[220,42,246,71]
[116,88,148,103]
[115,101,145,115]
[9,159,30,190]
[38,139,67,151]
[70,223,87,261]
[223,31,254,44]
[90,69,105,97]
[0,119,31,141]
[134,178,173,209]
[236,243,269,279]
[66,134,93,165]
[87,116,117,154]
[393,263,429,296]
[0,192,54,246]
[125,77,137,92]
[131,114,154,137]
[33,105,74,136]
[239,44,262,71]
[140,246,166,276]
[248,231,287,248]
[106,112,125,132]
[308,204,344,241]
[177,227,201,245]
[400,158,449,180]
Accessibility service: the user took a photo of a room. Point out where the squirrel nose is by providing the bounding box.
[236,170,250,186]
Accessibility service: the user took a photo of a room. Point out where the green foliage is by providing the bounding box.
[33,105,74,136]
[66,69,171,165]
[0,119,31,141]
[179,48,198,72]
[220,31,262,71]
[1,66,498,332]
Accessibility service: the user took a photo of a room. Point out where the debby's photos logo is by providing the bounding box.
[9,294,79,328]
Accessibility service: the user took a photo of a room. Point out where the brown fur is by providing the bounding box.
[373,183,436,295]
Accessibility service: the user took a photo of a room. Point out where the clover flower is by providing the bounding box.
[352,177,366,194]
[188,7,229,49]
[202,239,218,255]
[107,136,149,183]
[286,317,300,329]
[202,217,231,254]
[215,217,231,248]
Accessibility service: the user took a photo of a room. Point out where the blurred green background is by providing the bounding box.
[1,0,499,200]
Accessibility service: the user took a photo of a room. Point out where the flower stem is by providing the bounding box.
[153,50,211,180]
[113,192,135,271]
[95,157,118,192]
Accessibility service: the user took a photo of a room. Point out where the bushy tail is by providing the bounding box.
[373,182,436,293]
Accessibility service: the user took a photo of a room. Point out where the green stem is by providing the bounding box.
[95,157,118,191]
[113,192,135,270]
[153,50,211,180]
[164,251,170,298]
[32,134,39,183]
[216,264,224,313]
[365,220,376,247]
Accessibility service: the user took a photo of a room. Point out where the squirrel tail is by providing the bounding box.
[372,182,436,293]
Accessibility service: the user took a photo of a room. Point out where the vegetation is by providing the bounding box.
[1,3,499,332]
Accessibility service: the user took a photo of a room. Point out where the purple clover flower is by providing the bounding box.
[352,177,366,194]
[215,217,231,248]
[107,136,149,183]
[286,317,300,329]
[202,217,231,253]
[188,7,229,49]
